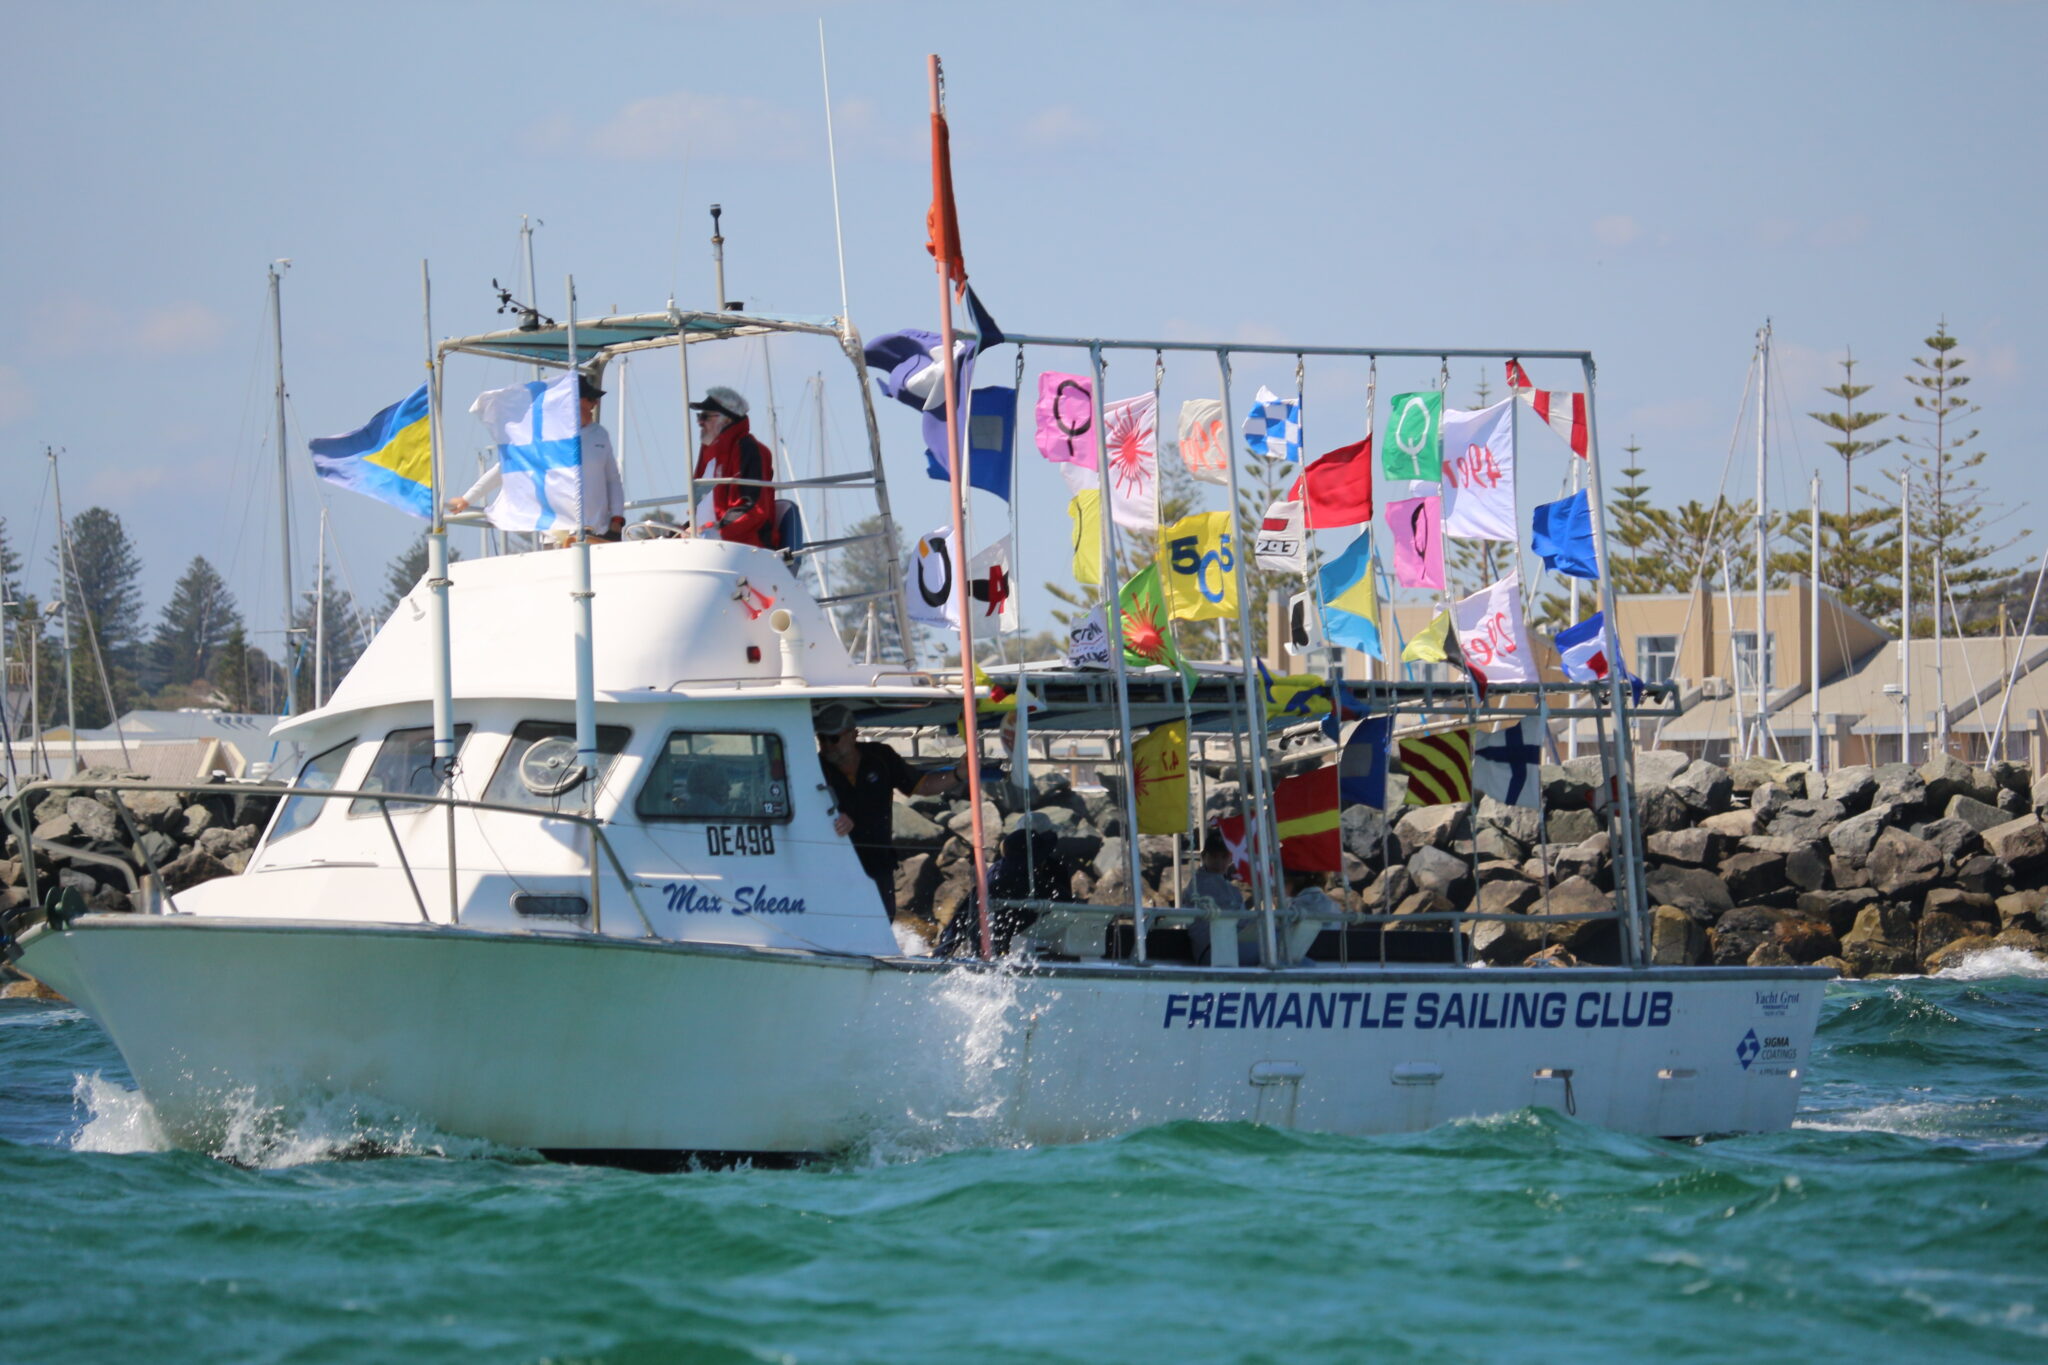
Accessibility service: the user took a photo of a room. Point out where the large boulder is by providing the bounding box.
[1953,853,2010,897]
[1919,912,1986,967]
[1719,850,1789,904]
[1990,761,2032,796]
[159,846,233,894]
[1634,786,1694,835]
[1544,875,1614,935]
[1866,828,1944,899]
[1784,844,1827,892]
[1477,878,1541,917]
[1828,804,1903,861]
[1840,903,1920,976]
[1670,760,1734,816]
[1729,756,1806,796]
[1646,827,1729,868]
[118,788,187,833]
[1773,917,1841,963]
[1471,914,1547,965]
[1362,865,1415,911]
[2030,771,2048,819]
[64,797,121,846]
[1473,825,1527,865]
[1395,804,1469,858]
[1749,782,1793,825]
[1914,817,1984,865]
[1648,905,1707,965]
[1341,805,1390,864]
[1944,794,2009,834]
[1764,798,1846,843]
[1644,865,1735,923]
[1633,749,1692,792]
[1924,935,2001,974]
[1541,763,1595,812]
[890,802,947,851]
[1553,833,1611,888]
[1982,817,2048,877]
[1920,753,1999,812]
[1823,765,1879,814]
[1871,764,1928,815]
[1476,797,1541,847]
[1997,889,2048,933]
[1544,808,1601,845]
[1701,808,1758,840]
[1709,906,1784,965]
[1406,845,1471,899]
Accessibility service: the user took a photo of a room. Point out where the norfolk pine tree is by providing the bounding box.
[1899,321,2013,635]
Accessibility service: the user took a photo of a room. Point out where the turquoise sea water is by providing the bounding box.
[4,958,2046,1365]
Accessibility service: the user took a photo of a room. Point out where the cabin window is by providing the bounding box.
[484,721,632,809]
[349,724,472,816]
[269,739,355,841]
[635,731,791,823]
[1635,635,1679,683]
[1730,631,1777,689]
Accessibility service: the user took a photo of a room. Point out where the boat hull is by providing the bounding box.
[18,916,1830,1156]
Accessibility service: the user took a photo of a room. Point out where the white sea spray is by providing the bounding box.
[1934,946,2048,981]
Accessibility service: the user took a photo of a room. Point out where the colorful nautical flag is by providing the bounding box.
[1254,499,1308,574]
[1472,718,1545,808]
[864,329,959,413]
[1507,359,1589,458]
[1274,765,1342,871]
[1339,715,1392,809]
[1067,491,1102,586]
[1531,488,1600,580]
[1399,728,1474,807]
[1440,399,1517,542]
[1318,530,1381,656]
[1133,720,1190,835]
[1383,391,1443,481]
[1556,612,1645,703]
[1035,371,1097,465]
[1287,436,1374,527]
[309,383,434,519]
[1177,398,1230,485]
[469,374,585,533]
[1066,607,1111,668]
[1118,563,1196,682]
[905,525,958,627]
[1387,494,1445,590]
[923,385,1016,501]
[1451,573,1538,689]
[1102,392,1160,529]
[1161,510,1237,621]
[966,536,1019,632]
[1402,611,1462,667]
[1285,589,1324,657]
[1212,812,1259,882]
[1263,666,1336,720]
[1242,385,1302,462]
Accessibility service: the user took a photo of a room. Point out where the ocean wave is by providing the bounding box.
[68,1071,528,1169]
[1934,946,2048,981]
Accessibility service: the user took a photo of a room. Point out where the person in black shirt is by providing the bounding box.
[815,703,964,919]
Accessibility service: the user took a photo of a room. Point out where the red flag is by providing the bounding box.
[1213,813,1258,882]
[1273,765,1342,872]
[926,93,965,294]
[1286,437,1374,528]
[1505,359,1588,458]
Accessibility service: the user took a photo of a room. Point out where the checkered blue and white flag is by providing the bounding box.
[1241,385,1302,462]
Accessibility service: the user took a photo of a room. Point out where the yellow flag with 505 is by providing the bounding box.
[1132,720,1190,834]
[1159,510,1237,621]
[1068,491,1102,586]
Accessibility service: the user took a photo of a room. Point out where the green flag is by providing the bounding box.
[1383,391,1443,481]
[1119,562,1197,684]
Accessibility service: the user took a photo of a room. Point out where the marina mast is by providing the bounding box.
[269,260,295,716]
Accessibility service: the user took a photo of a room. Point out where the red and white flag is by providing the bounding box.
[1506,360,1589,458]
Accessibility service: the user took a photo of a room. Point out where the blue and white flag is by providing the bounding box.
[1473,718,1545,808]
[924,385,1016,502]
[1242,385,1302,462]
[470,374,583,533]
[1555,611,1645,703]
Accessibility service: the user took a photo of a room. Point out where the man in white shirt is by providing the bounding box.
[449,374,625,541]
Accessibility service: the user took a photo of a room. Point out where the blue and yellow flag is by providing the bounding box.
[1318,529,1382,656]
[309,384,433,519]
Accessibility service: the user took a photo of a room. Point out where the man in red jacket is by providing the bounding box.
[689,386,775,548]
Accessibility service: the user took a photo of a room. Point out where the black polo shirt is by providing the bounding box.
[822,740,922,882]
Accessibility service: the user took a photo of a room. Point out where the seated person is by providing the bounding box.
[1280,868,1347,965]
[1187,836,1254,967]
[688,386,776,549]
[938,811,1075,957]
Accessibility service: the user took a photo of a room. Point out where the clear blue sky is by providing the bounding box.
[5,0,2043,647]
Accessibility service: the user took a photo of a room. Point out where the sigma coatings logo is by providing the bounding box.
[1736,1029,1761,1070]
[1736,1027,1799,1074]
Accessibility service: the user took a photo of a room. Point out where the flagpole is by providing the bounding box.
[1578,356,1646,967]
[566,276,598,816]
[1090,342,1149,962]
[1216,350,1282,966]
[928,55,995,959]
[422,259,459,923]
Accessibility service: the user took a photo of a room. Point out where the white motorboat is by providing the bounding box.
[6,296,1828,1166]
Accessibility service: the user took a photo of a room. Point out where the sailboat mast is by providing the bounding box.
[1754,320,1770,757]
[313,508,327,707]
[269,261,294,716]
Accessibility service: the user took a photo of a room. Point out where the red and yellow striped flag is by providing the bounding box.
[1274,765,1342,871]
[1399,728,1474,806]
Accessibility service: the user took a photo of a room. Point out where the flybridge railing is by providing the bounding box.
[0,779,658,939]
[434,307,916,668]
[978,332,1646,968]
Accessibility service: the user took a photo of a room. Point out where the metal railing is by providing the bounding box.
[2,779,658,939]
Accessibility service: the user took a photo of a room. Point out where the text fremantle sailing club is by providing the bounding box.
[1161,988,1677,1031]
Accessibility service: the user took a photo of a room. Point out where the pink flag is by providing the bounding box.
[1035,371,1097,465]
[1387,494,1445,590]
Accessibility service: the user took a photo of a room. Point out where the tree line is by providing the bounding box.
[0,519,453,732]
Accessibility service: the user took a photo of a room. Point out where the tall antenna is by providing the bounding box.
[819,20,851,323]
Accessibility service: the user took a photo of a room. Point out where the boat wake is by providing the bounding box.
[67,1071,527,1168]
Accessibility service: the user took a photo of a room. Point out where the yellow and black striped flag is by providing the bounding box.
[1399,728,1474,806]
